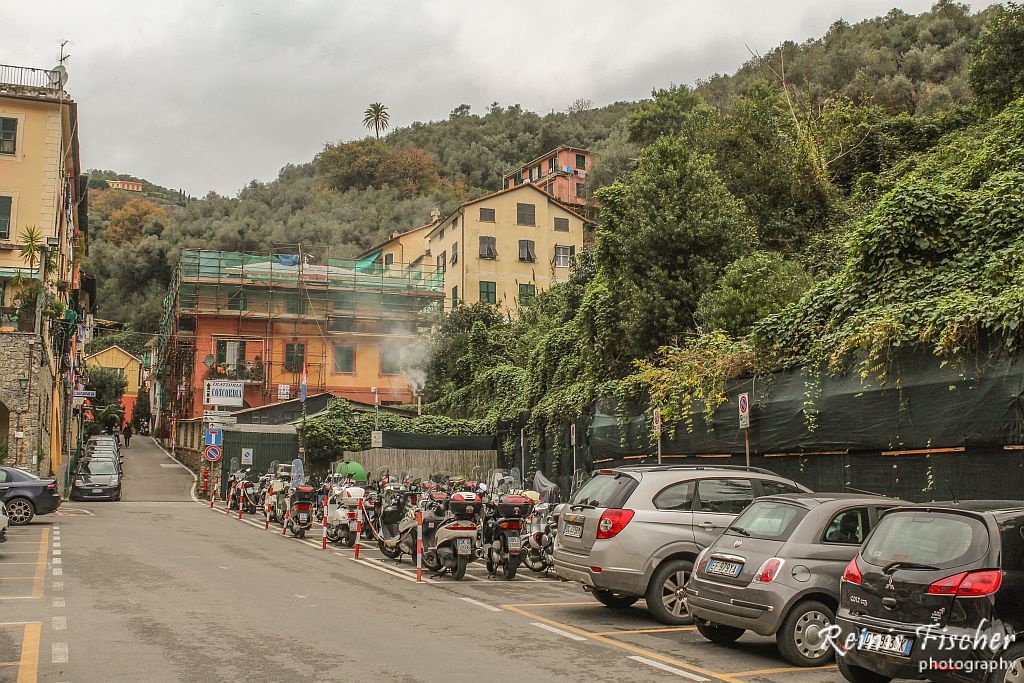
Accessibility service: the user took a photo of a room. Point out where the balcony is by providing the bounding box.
[0,307,36,333]
[207,362,265,384]
[0,64,66,98]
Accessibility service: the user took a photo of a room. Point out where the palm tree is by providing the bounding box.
[18,226,43,274]
[363,102,391,139]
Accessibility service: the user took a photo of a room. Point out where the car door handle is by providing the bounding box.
[699,522,715,529]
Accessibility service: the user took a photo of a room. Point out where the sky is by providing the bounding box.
[5,1,997,197]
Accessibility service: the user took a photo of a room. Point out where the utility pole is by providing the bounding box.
[653,408,662,465]
[372,386,379,430]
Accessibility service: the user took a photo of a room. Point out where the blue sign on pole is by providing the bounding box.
[204,429,223,447]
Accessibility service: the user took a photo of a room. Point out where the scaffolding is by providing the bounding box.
[156,248,444,425]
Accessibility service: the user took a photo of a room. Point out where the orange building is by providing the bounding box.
[501,145,596,216]
[104,179,143,192]
[153,249,443,428]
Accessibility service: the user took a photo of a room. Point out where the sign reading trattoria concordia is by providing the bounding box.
[203,380,244,407]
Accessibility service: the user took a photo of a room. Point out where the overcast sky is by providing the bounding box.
[6,1,996,196]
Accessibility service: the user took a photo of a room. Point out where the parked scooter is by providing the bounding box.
[481,468,535,580]
[226,467,256,512]
[265,463,293,524]
[523,471,562,574]
[326,477,365,547]
[287,484,317,538]
[375,472,416,559]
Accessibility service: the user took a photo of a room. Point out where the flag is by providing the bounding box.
[300,363,307,403]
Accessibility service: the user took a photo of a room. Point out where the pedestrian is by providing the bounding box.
[113,422,122,447]
[123,422,133,448]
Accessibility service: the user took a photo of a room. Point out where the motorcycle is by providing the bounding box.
[265,463,293,524]
[523,471,562,574]
[326,477,365,547]
[226,467,256,512]
[374,472,416,559]
[287,484,317,538]
[481,468,536,580]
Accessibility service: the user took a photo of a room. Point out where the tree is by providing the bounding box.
[84,367,128,414]
[969,2,1024,112]
[18,226,44,274]
[104,198,167,245]
[626,85,717,145]
[363,102,391,139]
[131,387,151,431]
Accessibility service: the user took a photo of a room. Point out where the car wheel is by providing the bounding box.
[645,559,694,625]
[592,589,640,609]
[6,498,35,526]
[990,643,1024,683]
[837,656,892,683]
[777,600,836,667]
[696,621,745,643]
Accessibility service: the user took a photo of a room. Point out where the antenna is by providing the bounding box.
[47,65,68,88]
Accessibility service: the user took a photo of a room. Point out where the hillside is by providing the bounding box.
[83,2,998,333]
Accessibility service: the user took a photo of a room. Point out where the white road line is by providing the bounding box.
[52,582,63,590]
[217,565,228,570]
[52,568,62,576]
[151,436,200,503]
[627,656,708,681]
[52,543,60,549]
[459,597,502,612]
[350,558,434,584]
[531,622,587,641]
[53,549,61,556]
[52,642,68,663]
[52,597,65,608]
[52,558,61,565]
[52,616,66,630]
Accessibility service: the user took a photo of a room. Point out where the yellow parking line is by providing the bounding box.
[725,665,838,677]
[31,528,48,598]
[501,604,729,681]
[16,622,40,683]
[593,626,697,636]
[0,577,36,580]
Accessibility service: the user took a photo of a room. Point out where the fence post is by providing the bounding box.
[322,494,328,550]
[354,498,363,559]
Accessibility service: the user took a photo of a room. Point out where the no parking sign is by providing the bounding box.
[204,445,222,462]
[738,393,750,429]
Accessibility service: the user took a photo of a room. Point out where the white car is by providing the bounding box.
[0,501,8,543]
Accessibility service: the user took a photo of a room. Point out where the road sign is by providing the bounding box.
[371,430,383,448]
[278,384,291,400]
[203,380,244,407]
[570,423,576,447]
[738,393,750,429]
[241,447,253,465]
[204,429,223,447]
[653,408,662,433]
[204,445,222,462]
[73,390,96,398]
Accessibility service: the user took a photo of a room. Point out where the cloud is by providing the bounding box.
[4,0,997,196]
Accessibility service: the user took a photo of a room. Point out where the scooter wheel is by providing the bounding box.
[295,529,305,539]
[340,531,355,548]
[502,554,520,581]
[378,540,401,560]
[524,553,546,573]
[452,556,469,581]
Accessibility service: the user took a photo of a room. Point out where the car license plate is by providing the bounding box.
[348,520,359,530]
[299,513,308,523]
[507,535,522,553]
[859,629,914,657]
[456,538,471,555]
[92,488,103,494]
[563,522,584,538]
[707,559,743,577]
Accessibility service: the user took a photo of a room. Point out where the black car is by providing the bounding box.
[70,459,122,501]
[0,466,62,525]
[836,501,1024,683]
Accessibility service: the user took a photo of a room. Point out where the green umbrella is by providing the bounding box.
[332,460,368,482]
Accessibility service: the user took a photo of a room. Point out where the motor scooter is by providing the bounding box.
[523,471,562,574]
[481,468,536,580]
[326,478,365,547]
[287,484,317,538]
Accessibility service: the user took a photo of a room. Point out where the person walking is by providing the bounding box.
[123,422,133,448]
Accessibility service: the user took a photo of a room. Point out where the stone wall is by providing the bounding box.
[0,333,55,473]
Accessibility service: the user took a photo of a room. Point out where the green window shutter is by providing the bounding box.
[519,283,536,304]
[479,281,497,304]
[216,340,226,365]
[333,345,354,373]
[381,348,401,375]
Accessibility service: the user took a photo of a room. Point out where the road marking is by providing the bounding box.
[629,656,709,681]
[459,597,503,612]
[52,558,61,565]
[217,566,228,570]
[159,463,184,468]
[151,436,200,503]
[350,558,434,584]
[724,665,838,678]
[52,616,66,631]
[52,582,62,591]
[294,594,307,599]
[18,623,41,683]
[52,597,65,608]
[504,601,598,607]
[0,622,41,626]
[52,543,60,549]
[52,568,62,576]
[0,577,37,580]
[51,642,68,664]
[594,626,697,636]
[52,550,61,556]
[32,528,49,598]
[531,622,587,641]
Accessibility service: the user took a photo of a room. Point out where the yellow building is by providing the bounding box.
[85,345,143,424]
[425,184,586,311]
[0,63,90,475]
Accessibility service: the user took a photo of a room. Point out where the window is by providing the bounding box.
[554,245,575,268]
[575,153,586,170]
[479,281,497,304]
[440,227,445,239]
[451,286,459,308]
[226,287,246,311]
[0,196,11,240]
[518,283,535,304]
[516,203,536,226]
[570,472,639,508]
[553,217,570,232]
[729,501,809,541]
[823,508,870,545]
[515,177,523,186]
[545,184,556,197]
[285,292,306,315]
[575,182,586,198]
[0,118,17,155]
[518,239,536,262]
[479,207,495,222]
[381,347,401,375]
[548,157,557,172]
[695,479,754,514]
[332,344,354,374]
[864,512,989,570]
[284,343,305,372]
[215,340,247,370]
[760,480,803,496]
[436,251,446,274]
[451,217,458,229]
[479,236,497,259]
[653,481,695,511]
[450,242,457,265]
[384,253,394,267]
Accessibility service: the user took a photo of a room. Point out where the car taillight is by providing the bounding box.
[296,504,312,511]
[755,557,785,583]
[842,558,863,585]
[46,482,58,491]
[596,509,634,539]
[928,570,1002,597]
[498,520,523,530]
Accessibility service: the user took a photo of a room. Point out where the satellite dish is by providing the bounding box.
[203,354,215,368]
[47,65,68,88]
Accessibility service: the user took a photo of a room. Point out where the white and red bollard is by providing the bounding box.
[265,501,271,530]
[210,486,216,509]
[354,498,363,559]
[225,483,234,515]
[415,509,423,583]
[321,495,329,550]
[281,504,288,536]
[238,494,244,520]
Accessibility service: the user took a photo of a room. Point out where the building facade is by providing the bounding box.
[501,146,596,216]
[104,179,142,192]
[85,345,143,424]
[0,63,92,474]
[154,249,443,431]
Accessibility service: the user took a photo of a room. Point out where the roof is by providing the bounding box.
[426,183,588,240]
[355,221,437,260]
[85,344,143,364]
[893,500,1024,514]
[229,392,334,416]
[759,492,900,508]
[221,424,297,434]
[501,145,591,179]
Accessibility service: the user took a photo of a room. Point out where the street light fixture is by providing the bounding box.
[17,376,29,394]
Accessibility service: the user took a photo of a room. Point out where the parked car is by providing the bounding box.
[686,493,899,666]
[0,501,8,543]
[553,465,811,624]
[0,466,61,525]
[83,450,123,475]
[836,500,1024,683]
[70,459,123,502]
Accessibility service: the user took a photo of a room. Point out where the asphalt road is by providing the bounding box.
[1,439,848,682]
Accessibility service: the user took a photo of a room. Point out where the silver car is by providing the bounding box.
[0,501,8,543]
[553,465,810,624]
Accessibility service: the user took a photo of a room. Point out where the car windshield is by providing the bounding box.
[570,472,638,508]
[863,511,990,570]
[79,461,116,475]
[727,500,808,540]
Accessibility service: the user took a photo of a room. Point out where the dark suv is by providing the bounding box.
[836,501,1024,683]
[0,466,61,525]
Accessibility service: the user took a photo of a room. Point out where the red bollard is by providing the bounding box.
[238,500,243,520]
[354,498,363,559]
[321,495,328,550]
[225,484,234,515]
[416,509,423,583]
[265,502,270,530]
[210,487,216,509]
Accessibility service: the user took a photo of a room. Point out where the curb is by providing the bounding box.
[150,436,200,504]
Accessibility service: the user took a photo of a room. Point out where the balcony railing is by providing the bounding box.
[0,64,64,91]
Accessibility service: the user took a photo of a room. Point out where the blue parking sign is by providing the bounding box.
[204,429,222,447]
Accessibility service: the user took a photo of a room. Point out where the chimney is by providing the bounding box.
[430,207,441,224]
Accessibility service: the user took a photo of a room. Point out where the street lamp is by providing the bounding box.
[371,386,379,430]
[17,376,28,394]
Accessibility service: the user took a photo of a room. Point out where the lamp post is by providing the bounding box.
[371,386,379,430]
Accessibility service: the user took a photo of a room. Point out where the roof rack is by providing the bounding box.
[615,464,779,476]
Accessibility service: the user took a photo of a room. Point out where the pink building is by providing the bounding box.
[501,146,595,217]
